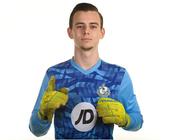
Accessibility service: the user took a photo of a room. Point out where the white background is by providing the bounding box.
[0,0,180,139]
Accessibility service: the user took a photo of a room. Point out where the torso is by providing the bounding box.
[47,59,125,139]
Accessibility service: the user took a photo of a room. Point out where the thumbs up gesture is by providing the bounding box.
[38,76,68,122]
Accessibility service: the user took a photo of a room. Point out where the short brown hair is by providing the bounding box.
[69,3,103,29]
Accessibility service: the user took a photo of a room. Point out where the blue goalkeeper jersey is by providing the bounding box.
[29,59,143,139]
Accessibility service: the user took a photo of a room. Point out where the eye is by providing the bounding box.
[76,25,83,29]
[90,25,97,29]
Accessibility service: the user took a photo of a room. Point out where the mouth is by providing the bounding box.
[81,38,92,41]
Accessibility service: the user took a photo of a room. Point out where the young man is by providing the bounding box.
[29,3,143,139]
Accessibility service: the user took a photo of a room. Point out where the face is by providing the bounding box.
[68,11,105,51]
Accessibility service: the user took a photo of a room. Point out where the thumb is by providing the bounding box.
[59,87,69,95]
[46,76,55,91]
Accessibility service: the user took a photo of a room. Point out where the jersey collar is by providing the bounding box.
[70,58,101,75]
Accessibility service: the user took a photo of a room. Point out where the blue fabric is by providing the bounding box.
[29,111,51,137]
[29,59,143,139]
[117,71,143,130]
[29,74,51,136]
[70,58,101,75]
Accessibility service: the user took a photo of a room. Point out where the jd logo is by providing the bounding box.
[71,102,97,132]
[75,109,94,125]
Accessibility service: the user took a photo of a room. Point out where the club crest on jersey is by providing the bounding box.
[97,83,110,97]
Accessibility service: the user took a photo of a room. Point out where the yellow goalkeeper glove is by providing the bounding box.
[96,98,131,127]
[38,76,68,122]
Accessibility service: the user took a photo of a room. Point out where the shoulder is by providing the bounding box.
[46,59,71,75]
[98,60,128,82]
[100,60,126,73]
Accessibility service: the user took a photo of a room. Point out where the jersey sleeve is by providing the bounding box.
[29,72,51,136]
[117,70,143,131]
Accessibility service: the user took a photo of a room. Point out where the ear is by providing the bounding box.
[67,27,73,39]
[100,28,105,39]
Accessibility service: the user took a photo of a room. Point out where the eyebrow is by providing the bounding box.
[90,22,99,26]
[75,22,99,26]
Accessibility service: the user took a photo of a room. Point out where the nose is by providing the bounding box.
[83,26,90,34]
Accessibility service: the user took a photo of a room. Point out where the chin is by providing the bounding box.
[80,46,94,51]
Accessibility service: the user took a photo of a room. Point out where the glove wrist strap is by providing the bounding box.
[38,111,48,121]
[118,113,131,128]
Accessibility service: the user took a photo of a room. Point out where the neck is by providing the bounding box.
[74,47,100,70]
